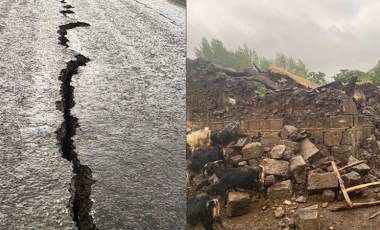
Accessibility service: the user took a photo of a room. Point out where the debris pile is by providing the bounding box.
[186,58,380,229]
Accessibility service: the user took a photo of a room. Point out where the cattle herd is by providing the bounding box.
[186,122,266,230]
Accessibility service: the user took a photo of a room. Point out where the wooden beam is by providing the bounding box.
[338,160,366,172]
[331,161,353,207]
[331,201,380,211]
[346,182,380,193]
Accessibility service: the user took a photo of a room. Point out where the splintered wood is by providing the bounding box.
[331,161,353,207]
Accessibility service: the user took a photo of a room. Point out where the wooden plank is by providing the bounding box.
[346,182,380,193]
[331,161,353,207]
[338,160,366,172]
[331,201,380,211]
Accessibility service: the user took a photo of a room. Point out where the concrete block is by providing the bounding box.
[227,192,250,217]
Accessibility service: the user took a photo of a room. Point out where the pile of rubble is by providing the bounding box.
[187,123,380,229]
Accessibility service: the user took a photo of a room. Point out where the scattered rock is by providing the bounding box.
[208,174,219,186]
[281,125,298,139]
[227,192,250,217]
[261,133,282,147]
[224,147,239,158]
[331,145,352,166]
[342,171,362,187]
[230,154,243,165]
[289,155,307,184]
[299,138,319,161]
[248,158,258,166]
[279,140,301,152]
[296,196,307,203]
[347,156,370,176]
[270,145,286,159]
[264,175,276,187]
[283,200,292,205]
[322,202,329,208]
[274,206,285,218]
[322,190,335,203]
[238,161,247,167]
[295,205,320,230]
[268,180,293,200]
[307,172,338,191]
[242,142,264,160]
[282,150,295,161]
[262,158,289,177]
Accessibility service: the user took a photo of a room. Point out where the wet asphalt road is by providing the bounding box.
[1,0,185,229]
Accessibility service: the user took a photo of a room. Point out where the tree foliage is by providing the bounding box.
[194,37,327,86]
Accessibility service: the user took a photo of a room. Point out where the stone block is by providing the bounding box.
[269,119,284,130]
[299,138,319,161]
[270,145,286,159]
[230,154,243,165]
[281,125,298,139]
[307,172,338,191]
[242,142,263,160]
[331,145,352,166]
[261,133,281,147]
[259,119,270,130]
[341,131,355,145]
[261,158,289,177]
[322,189,335,203]
[330,115,354,128]
[227,192,250,217]
[295,205,320,230]
[342,171,362,187]
[279,140,301,152]
[264,175,276,187]
[267,180,292,200]
[347,156,370,176]
[324,131,343,146]
[289,155,307,184]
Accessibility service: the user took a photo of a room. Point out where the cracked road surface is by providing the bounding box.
[0,0,185,229]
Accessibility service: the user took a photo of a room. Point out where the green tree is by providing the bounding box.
[367,61,380,86]
[307,71,327,86]
[333,69,367,84]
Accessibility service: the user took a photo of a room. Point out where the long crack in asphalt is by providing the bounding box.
[55,1,97,229]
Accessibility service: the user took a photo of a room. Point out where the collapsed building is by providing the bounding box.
[186,58,380,228]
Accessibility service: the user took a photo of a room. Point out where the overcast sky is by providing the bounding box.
[187,0,380,78]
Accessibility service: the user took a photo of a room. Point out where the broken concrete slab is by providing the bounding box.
[299,138,319,161]
[279,140,301,152]
[307,172,338,191]
[347,156,370,176]
[270,145,286,159]
[281,125,298,139]
[267,180,292,200]
[289,155,307,184]
[242,142,264,160]
[262,158,289,177]
[295,205,320,230]
[227,192,250,217]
